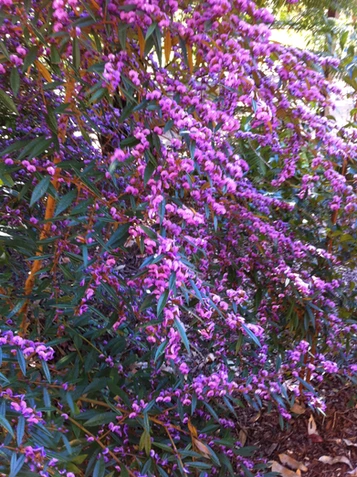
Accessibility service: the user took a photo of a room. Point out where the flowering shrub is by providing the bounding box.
[0,0,356,476]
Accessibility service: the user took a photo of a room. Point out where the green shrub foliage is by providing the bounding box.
[0,0,356,476]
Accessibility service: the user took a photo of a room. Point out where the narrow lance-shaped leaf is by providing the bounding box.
[174,317,191,355]
[16,349,27,376]
[10,68,20,97]
[157,289,169,316]
[16,416,25,446]
[0,414,15,438]
[30,176,51,207]
[55,189,77,216]
[0,89,19,115]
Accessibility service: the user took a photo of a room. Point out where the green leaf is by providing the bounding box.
[0,372,10,386]
[153,442,174,453]
[43,388,51,408]
[16,349,27,376]
[73,37,80,69]
[185,461,212,470]
[93,456,106,477]
[0,414,15,438]
[71,454,88,465]
[22,46,39,72]
[55,189,77,216]
[174,318,191,355]
[66,392,79,415]
[120,467,130,477]
[45,108,58,134]
[89,87,108,104]
[157,289,169,316]
[50,44,61,64]
[0,89,19,115]
[118,24,128,49]
[223,396,238,419]
[0,172,14,187]
[120,136,140,147]
[9,453,25,477]
[154,340,167,363]
[140,225,157,240]
[143,411,150,433]
[27,137,53,160]
[242,324,261,348]
[145,22,157,41]
[106,223,130,249]
[41,360,51,383]
[139,429,151,455]
[340,31,349,50]
[0,139,30,157]
[10,68,20,97]
[84,412,117,427]
[30,176,51,207]
[0,40,10,60]
[157,467,170,477]
[235,446,257,456]
[144,161,155,186]
[16,416,25,446]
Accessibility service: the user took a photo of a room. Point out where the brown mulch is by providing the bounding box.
[240,379,357,476]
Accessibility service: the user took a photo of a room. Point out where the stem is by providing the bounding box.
[66,414,136,477]
[19,76,76,336]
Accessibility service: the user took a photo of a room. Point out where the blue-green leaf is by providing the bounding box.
[30,176,51,207]
[174,318,191,355]
[10,453,25,477]
[0,414,15,438]
[41,360,51,383]
[157,289,169,316]
[242,324,261,348]
[16,349,27,376]
[0,89,19,115]
[54,189,77,216]
[154,340,167,363]
[16,416,25,446]
[93,456,106,477]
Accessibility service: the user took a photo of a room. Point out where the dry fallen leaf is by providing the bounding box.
[307,415,323,442]
[267,443,278,456]
[239,428,247,446]
[188,419,198,438]
[193,438,211,459]
[344,439,357,448]
[318,455,352,469]
[279,453,308,472]
[249,411,261,423]
[271,461,300,477]
[291,403,306,415]
[307,415,317,435]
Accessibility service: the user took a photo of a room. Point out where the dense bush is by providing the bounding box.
[0,0,357,476]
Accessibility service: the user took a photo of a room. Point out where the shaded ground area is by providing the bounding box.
[241,379,357,476]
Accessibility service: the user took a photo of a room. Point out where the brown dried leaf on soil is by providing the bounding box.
[249,411,261,423]
[290,403,306,415]
[279,453,308,472]
[239,428,247,446]
[347,468,357,476]
[318,455,352,469]
[307,415,323,442]
[271,461,300,477]
[307,415,318,435]
[344,439,357,448]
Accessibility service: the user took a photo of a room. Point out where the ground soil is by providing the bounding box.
[241,378,357,476]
